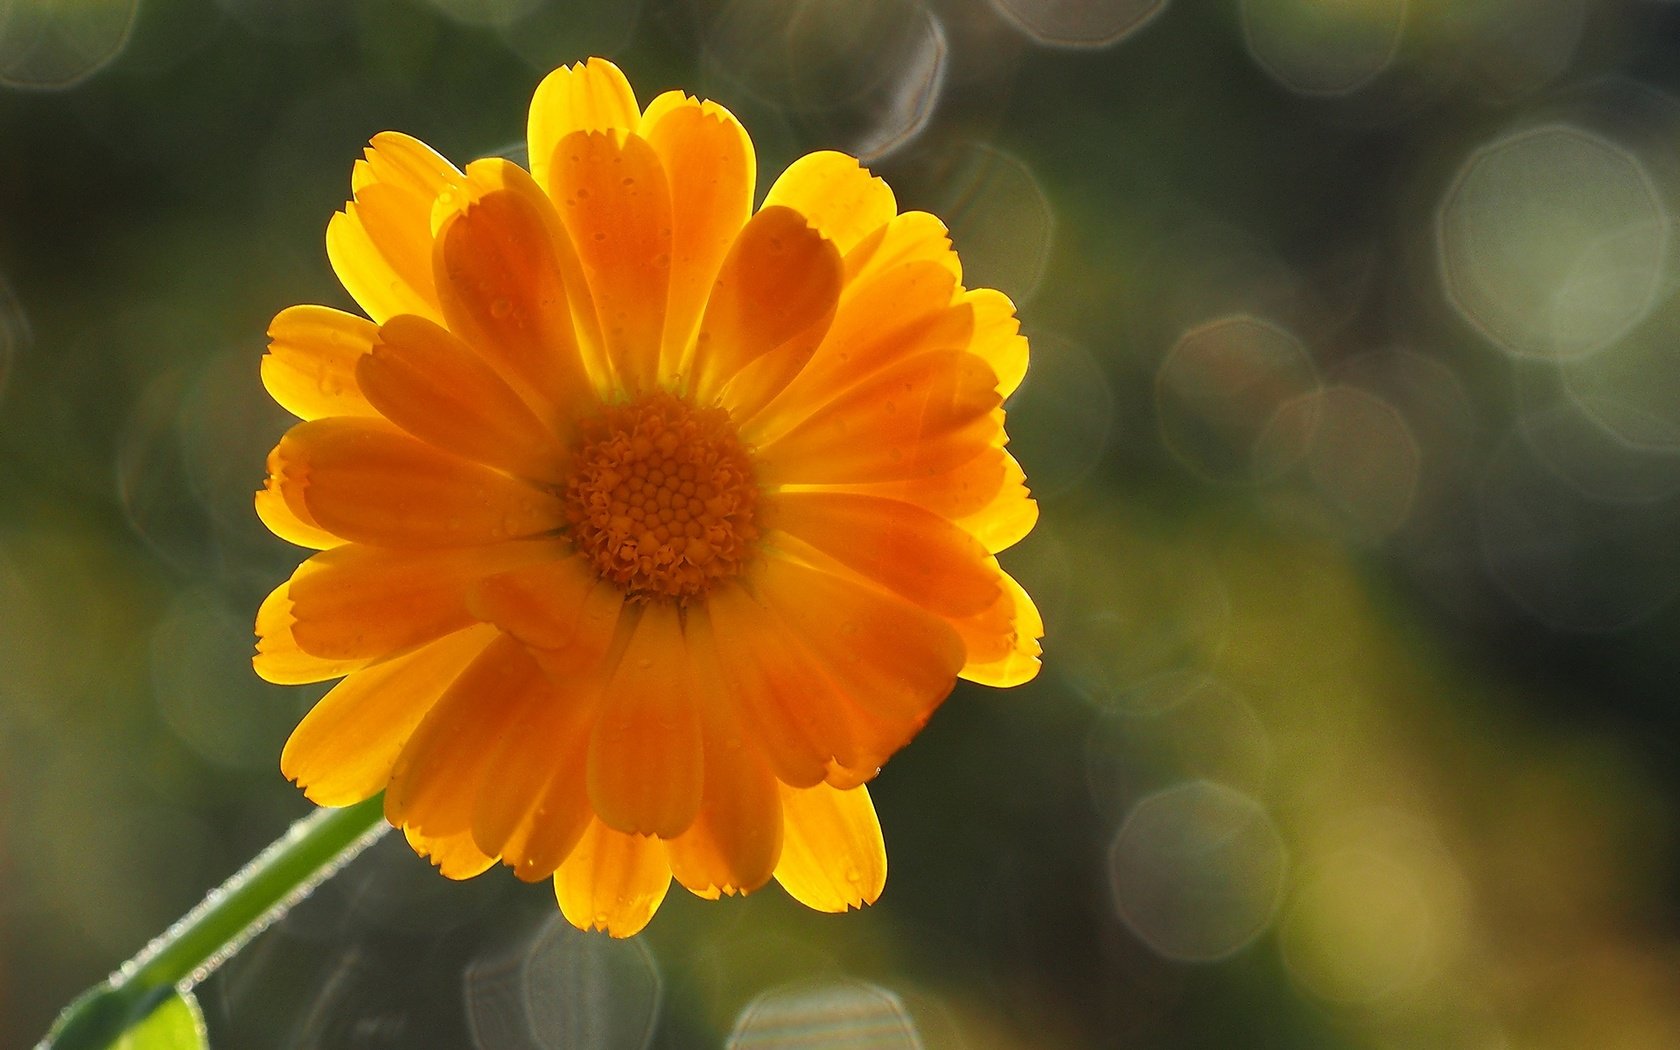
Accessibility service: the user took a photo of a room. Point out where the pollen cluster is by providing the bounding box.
[563,392,760,601]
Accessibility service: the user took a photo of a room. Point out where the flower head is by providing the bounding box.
[255,57,1042,936]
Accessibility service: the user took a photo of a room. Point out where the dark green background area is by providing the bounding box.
[5,1,1680,1047]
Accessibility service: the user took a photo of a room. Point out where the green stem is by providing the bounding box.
[40,795,389,1050]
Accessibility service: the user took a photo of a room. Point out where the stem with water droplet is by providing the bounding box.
[39,795,389,1050]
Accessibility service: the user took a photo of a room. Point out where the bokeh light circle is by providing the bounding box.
[1281,850,1434,1004]
[987,0,1167,49]
[699,0,947,162]
[727,979,922,1050]
[1003,333,1114,499]
[1086,673,1274,822]
[1438,124,1670,361]
[464,914,662,1050]
[930,142,1055,304]
[1297,384,1422,539]
[1157,315,1321,484]
[0,0,137,89]
[1240,0,1407,97]
[1108,780,1288,961]
[1559,283,1680,456]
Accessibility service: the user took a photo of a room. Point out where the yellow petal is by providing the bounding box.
[957,567,1043,687]
[842,210,960,290]
[359,315,568,484]
[252,579,367,685]
[261,305,380,420]
[404,822,498,880]
[431,158,604,416]
[255,477,344,550]
[543,129,672,393]
[763,150,896,255]
[554,820,672,938]
[774,781,887,912]
[266,418,566,548]
[327,131,461,323]
[281,624,499,805]
[966,288,1029,399]
[640,92,756,378]
[959,450,1037,554]
[527,57,640,191]
[588,603,704,838]
[690,206,842,419]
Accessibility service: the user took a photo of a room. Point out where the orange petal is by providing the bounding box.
[747,273,971,443]
[697,589,860,789]
[384,635,553,836]
[468,555,624,652]
[957,566,1043,687]
[359,315,568,484]
[749,551,965,769]
[774,781,887,912]
[691,206,842,418]
[756,351,1002,487]
[966,288,1029,399]
[842,210,960,289]
[751,262,969,442]
[267,418,566,548]
[528,57,641,191]
[404,822,498,880]
[471,580,624,879]
[278,539,563,662]
[432,159,603,417]
[544,129,672,393]
[664,635,783,898]
[763,151,896,255]
[327,131,461,323]
[253,578,368,685]
[640,92,756,378]
[261,305,380,420]
[479,735,594,884]
[588,603,704,838]
[281,624,499,805]
[255,477,344,550]
[769,491,999,618]
[554,820,672,937]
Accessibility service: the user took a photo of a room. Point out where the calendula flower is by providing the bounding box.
[254,57,1042,936]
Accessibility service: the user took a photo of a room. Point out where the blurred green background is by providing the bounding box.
[5,0,1680,1046]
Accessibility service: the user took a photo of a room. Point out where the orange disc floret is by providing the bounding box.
[563,392,759,601]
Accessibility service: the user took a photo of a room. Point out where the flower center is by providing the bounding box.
[563,391,759,601]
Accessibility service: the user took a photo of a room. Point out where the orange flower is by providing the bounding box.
[254,57,1042,936]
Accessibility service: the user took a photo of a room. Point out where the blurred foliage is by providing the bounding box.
[5,0,1680,1047]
